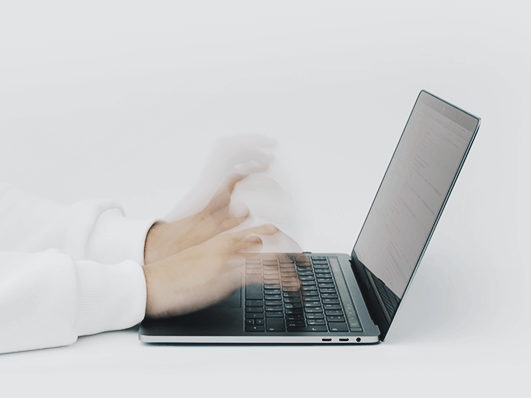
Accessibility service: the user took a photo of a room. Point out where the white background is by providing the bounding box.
[0,1,529,397]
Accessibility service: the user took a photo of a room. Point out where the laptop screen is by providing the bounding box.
[353,91,480,304]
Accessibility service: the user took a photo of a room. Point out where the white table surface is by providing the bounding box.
[0,1,529,397]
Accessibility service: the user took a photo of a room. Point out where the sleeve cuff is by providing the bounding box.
[87,208,157,265]
[74,259,147,336]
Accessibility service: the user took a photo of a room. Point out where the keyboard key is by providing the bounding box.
[245,308,263,313]
[284,303,302,309]
[245,300,263,307]
[281,270,297,275]
[282,282,300,287]
[303,302,321,307]
[265,312,284,317]
[322,299,340,304]
[297,271,314,276]
[246,269,261,275]
[246,285,263,299]
[319,288,336,293]
[285,308,303,314]
[287,321,305,328]
[283,297,302,303]
[327,316,346,322]
[321,293,338,299]
[245,313,264,319]
[245,325,265,332]
[245,319,255,325]
[324,304,342,310]
[266,318,286,332]
[263,269,279,274]
[304,308,323,313]
[325,310,344,316]
[307,319,326,326]
[286,314,305,321]
[266,306,283,312]
[314,269,331,274]
[264,290,281,295]
[265,300,283,306]
[305,313,324,319]
[282,286,300,292]
[256,319,265,325]
[264,295,282,300]
[283,292,300,297]
[328,323,348,332]
[318,283,335,288]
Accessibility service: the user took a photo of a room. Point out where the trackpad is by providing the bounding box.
[210,288,242,309]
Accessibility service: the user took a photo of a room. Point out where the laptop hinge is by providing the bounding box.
[350,254,393,341]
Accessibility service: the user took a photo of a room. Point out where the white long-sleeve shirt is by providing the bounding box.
[0,183,156,354]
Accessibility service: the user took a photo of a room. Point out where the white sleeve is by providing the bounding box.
[0,250,147,354]
[0,183,157,264]
[0,183,157,354]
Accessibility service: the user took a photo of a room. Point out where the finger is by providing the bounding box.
[224,173,248,195]
[205,173,247,214]
[233,236,263,253]
[234,160,270,175]
[214,173,247,205]
[228,224,279,241]
[215,210,250,234]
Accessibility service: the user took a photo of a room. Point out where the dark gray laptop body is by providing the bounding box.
[139,90,481,344]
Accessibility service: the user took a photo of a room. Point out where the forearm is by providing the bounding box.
[0,250,146,354]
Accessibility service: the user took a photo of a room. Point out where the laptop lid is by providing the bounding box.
[351,90,481,341]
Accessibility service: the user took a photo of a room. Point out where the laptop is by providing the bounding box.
[139,90,481,344]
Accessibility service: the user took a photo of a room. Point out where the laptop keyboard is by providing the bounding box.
[244,254,350,333]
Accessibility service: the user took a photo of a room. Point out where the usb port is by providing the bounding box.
[322,338,332,342]
[339,338,349,342]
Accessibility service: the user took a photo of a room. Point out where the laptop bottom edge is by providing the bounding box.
[139,334,380,344]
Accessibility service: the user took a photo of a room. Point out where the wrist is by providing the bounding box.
[144,221,168,265]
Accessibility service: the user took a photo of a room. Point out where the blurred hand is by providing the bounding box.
[142,224,279,318]
[164,133,276,222]
[144,173,250,265]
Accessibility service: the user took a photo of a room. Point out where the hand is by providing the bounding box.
[164,133,276,222]
[144,174,250,265]
[142,224,280,318]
